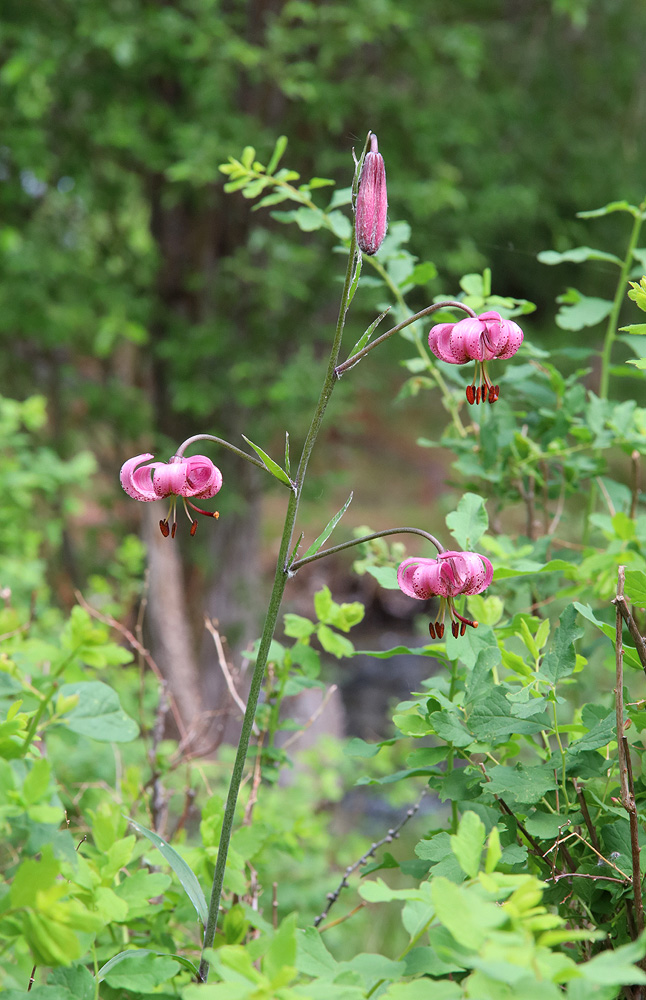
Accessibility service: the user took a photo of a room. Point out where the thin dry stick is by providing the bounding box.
[545,828,631,881]
[615,566,644,935]
[282,684,339,750]
[548,478,566,536]
[596,476,617,516]
[613,598,646,672]
[545,872,629,886]
[313,790,427,928]
[319,901,367,932]
[75,589,187,740]
[204,616,257,731]
[572,780,600,852]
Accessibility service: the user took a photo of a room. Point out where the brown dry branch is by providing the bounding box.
[573,780,600,851]
[614,566,644,935]
[313,790,427,928]
[282,684,339,751]
[613,598,646,673]
[319,901,367,932]
[204,616,252,723]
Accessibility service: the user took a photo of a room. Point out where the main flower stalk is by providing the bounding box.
[197,150,366,982]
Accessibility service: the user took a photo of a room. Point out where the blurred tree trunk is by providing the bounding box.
[141,503,204,739]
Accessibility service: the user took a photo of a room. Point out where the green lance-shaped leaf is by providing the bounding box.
[127,817,208,924]
[284,431,291,476]
[241,435,294,488]
[302,493,353,558]
[266,134,288,175]
[346,307,390,361]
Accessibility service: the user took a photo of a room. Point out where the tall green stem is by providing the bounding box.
[198,221,361,984]
[583,198,645,541]
[598,200,645,400]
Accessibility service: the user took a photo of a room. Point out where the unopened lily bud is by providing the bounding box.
[355,133,387,256]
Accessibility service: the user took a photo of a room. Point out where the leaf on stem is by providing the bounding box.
[127,817,208,924]
[302,493,353,558]
[265,135,288,175]
[241,435,293,487]
[347,308,391,361]
[446,492,488,549]
[97,949,197,983]
[538,247,623,266]
[576,200,640,218]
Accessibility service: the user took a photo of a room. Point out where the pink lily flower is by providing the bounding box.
[397,550,494,639]
[355,133,387,256]
[428,310,523,405]
[120,453,222,537]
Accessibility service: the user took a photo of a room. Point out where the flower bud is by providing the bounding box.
[355,133,387,256]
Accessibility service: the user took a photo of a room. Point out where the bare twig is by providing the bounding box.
[27,966,36,991]
[282,685,339,750]
[75,590,187,740]
[573,780,600,852]
[272,882,278,931]
[313,790,426,927]
[613,598,646,672]
[204,617,257,731]
[545,829,631,881]
[319,901,367,932]
[497,797,546,859]
[545,872,629,886]
[548,478,566,536]
[596,476,616,517]
[615,566,644,935]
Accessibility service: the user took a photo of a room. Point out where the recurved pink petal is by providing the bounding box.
[459,552,494,594]
[184,455,223,498]
[436,551,493,596]
[429,323,470,364]
[397,557,443,599]
[496,318,524,359]
[153,461,189,498]
[120,454,158,501]
[449,319,483,362]
[478,312,509,359]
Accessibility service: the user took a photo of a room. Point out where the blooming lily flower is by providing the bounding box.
[355,133,387,256]
[120,453,222,537]
[428,310,523,405]
[397,550,494,639]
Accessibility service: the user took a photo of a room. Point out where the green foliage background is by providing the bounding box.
[3,1,646,997]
